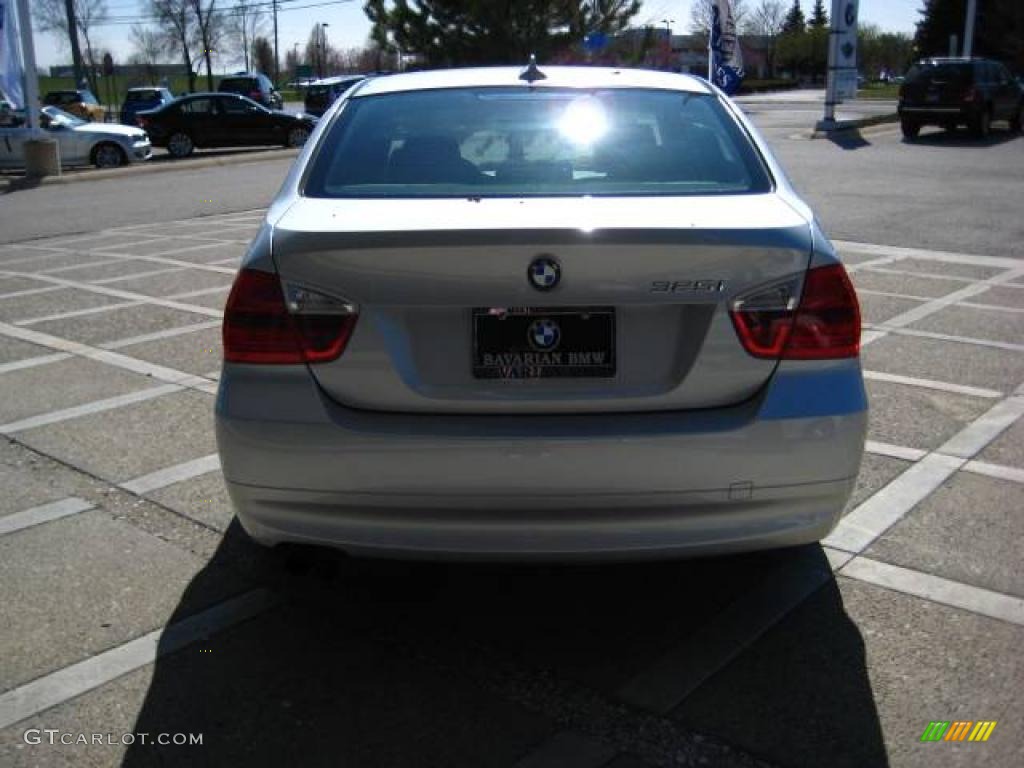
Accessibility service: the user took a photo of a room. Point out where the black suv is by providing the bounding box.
[302,75,365,117]
[898,57,1022,139]
[217,72,283,110]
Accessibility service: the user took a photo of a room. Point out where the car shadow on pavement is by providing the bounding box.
[122,521,888,767]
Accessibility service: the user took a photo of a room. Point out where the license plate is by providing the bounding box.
[472,307,615,379]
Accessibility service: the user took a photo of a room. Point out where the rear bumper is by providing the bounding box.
[216,360,868,559]
[898,104,975,123]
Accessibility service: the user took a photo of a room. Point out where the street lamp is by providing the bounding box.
[320,23,330,78]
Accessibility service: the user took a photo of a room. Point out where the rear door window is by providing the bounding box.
[181,98,213,114]
[907,62,972,85]
[304,87,771,199]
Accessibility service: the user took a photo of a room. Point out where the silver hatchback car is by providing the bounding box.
[216,66,867,559]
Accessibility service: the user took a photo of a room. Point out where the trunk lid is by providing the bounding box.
[272,195,811,414]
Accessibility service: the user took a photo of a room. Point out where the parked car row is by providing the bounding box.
[0,85,328,171]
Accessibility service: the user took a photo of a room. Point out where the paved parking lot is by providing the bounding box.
[0,211,1021,767]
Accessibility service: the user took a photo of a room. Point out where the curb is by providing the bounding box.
[1,147,300,191]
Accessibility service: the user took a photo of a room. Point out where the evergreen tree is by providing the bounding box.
[781,0,805,35]
[914,0,1023,71]
[364,0,642,67]
[809,0,828,30]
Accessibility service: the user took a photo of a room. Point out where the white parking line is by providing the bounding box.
[0,352,73,375]
[879,281,1015,330]
[0,269,224,319]
[38,259,133,276]
[0,384,185,434]
[862,370,1003,399]
[824,453,965,554]
[831,240,1024,270]
[16,300,143,326]
[0,589,277,731]
[0,285,64,300]
[958,300,1024,315]
[0,498,94,537]
[99,320,221,350]
[616,546,834,714]
[863,440,928,462]
[962,459,1024,486]
[98,241,228,259]
[859,266,976,284]
[0,322,218,403]
[839,557,1024,627]
[939,396,1024,459]
[91,266,189,284]
[862,324,1024,354]
[121,455,221,495]
[6,244,236,277]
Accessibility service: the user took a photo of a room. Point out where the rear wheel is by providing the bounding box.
[971,108,991,138]
[286,127,310,148]
[167,132,194,158]
[900,119,920,139]
[92,142,125,169]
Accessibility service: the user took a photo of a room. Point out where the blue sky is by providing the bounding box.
[29,0,924,71]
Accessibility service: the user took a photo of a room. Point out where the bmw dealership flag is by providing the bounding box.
[0,0,24,108]
[710,0,744,95]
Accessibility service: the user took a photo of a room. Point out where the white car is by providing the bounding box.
[0,106,152,170]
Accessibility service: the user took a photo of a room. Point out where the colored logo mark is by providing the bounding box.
[920,721,997,743]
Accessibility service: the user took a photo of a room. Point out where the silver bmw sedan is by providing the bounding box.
[215,66,867,559]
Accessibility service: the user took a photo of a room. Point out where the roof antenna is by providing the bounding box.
[519,54,547,83]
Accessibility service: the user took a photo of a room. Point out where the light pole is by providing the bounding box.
[660,18,675,70]
[320,23,330,78]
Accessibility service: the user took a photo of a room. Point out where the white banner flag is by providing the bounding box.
[0,0,25,108]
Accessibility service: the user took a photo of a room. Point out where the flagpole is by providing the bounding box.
[14,0,39,133]
[707,27,713,81]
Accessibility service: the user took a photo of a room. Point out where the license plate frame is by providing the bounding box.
[472,307,616,380]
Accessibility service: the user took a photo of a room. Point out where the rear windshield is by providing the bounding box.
[125,90,160,102]
[906,62,972,84]
[303,87,771,199]
[306,85,332,98]
[219,78,255,92]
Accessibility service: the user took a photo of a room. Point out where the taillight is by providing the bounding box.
[729,264,860,360]
[136,117,148,128]
[223,269,358,364]
[250,90,262,100]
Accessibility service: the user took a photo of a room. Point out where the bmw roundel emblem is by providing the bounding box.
[528,318,561,351]
[528,256,561,291]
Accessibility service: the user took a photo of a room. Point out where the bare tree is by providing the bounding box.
[688,0,748,38]
[744,0,785,75]
[227,1,267,71]
[188,0,224,91]
[149,0,199,92]
[252,37,274,76]
[33,0,109,93]
[130,25,167,84]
